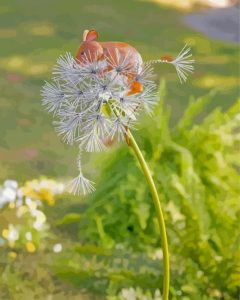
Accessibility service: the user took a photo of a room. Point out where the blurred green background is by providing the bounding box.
[0,0,239,299]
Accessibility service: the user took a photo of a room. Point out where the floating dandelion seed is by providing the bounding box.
[67,151,95,195]
[169,45,195,83]
[148,44,195,84]
[41,31,194,196]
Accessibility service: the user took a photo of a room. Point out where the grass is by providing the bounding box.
[0,0,239,182]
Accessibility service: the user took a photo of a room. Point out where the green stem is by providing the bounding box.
[126,129,170,300]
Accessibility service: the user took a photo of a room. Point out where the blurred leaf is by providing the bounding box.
[56,213,82,226]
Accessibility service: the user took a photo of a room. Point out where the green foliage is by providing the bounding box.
[54,82,240,299]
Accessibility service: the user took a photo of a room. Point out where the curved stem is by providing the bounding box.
[126,129,170,300]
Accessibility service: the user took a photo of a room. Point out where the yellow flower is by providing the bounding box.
[20,178,64,206]
[2,225,19,247]
[8,202,15,209]
[2,229,9,239]
[20,184,55,205]
[8,251,17,259]
[36,188,55,205]
[16,205,29,217]
[25,242,36,253]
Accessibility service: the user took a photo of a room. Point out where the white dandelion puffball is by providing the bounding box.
[41,45,193,195]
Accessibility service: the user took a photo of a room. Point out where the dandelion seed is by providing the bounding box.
[135,62,155,84]
[170,45,195,83]
[54,112,82,145]
[66,151,95,196]
[80,130,106,152]
[116,95,139,120]
[53,52,82,84]
[68,173,95,196]
[147,44,194,83]
[139,85,159,113]
[78,50,106,77]
[105,48,138,75]
[41,81,65,114]
[109,116,129,141]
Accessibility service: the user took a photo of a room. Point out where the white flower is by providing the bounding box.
[24,178,65,196]
[2,224,19,244]
[7,226,19,241]
[4,180,18,190]
[25,231,32,241]
[121,287,137,300]
[120,287,162,300]
[35,178,65,195]
[53,243,62,253]
[16,198,23,207]
[0,185,17,208]
[151,249,163,261]
[25,197,38,212]
[2,188,16,202]
[32,210,47,231]
[0,195,7,209]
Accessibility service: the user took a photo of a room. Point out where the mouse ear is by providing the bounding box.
[83,29,98,42]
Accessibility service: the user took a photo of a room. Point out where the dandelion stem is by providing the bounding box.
[126,129,170,300]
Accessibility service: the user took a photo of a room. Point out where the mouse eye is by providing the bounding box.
[81,52,85,56]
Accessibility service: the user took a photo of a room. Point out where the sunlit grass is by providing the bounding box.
[22,22,55,37]
[193,74,240,89]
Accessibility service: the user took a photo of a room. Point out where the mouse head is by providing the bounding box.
[76,30,103,63]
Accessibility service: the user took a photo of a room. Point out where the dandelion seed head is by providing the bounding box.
[41,44,193,195]
[42,49,156,148]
